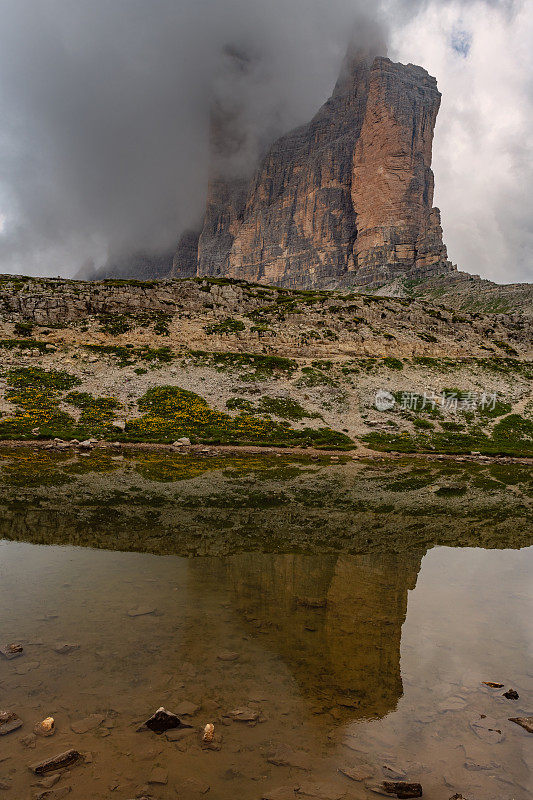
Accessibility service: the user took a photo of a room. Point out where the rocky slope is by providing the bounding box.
[406,270,533,316]
[0,274,531,455]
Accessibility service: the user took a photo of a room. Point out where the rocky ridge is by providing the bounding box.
[0,273,531,455]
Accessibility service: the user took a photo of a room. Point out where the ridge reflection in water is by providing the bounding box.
[0,539,531,799]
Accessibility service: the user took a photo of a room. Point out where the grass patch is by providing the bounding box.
[188,351,297,377]
[0,367,81,438]
[413,418,434,430]
[387,476,434,492]
[7,367,80,391]
[363,413,533,458]
[0,368,122,440]
[13,322,34,337]
[101,278,158,288]
[64,391,122,428]
[0,338,51,353]
[226,397,255,412]
[84,344,174,367]
[435,485,468,497]
[204,317,245,335]
[297,367,338,388]
[258,397,321,421]
[382,357,403,370]
[97,312,171,336]
[124,385,351,448]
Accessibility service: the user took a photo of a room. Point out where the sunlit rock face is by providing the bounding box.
[176,49,453,289]
[191,551,423,719]
[351,57,449,286]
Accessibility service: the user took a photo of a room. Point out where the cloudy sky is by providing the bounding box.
[0,0,531,283]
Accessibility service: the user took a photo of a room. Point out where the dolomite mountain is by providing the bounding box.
[172,50,454,289]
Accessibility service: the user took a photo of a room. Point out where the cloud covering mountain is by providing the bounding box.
[0,0,530,283]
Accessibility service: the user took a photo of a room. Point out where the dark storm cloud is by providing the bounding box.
[0,0,382,276]
[0,0,530,282]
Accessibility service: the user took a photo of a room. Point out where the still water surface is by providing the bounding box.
[0,451,531,799]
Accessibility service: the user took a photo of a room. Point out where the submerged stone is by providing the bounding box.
[509,716,533,733]
[217,650,239,661]
[0,642,24,660]
[0,710,23,736]
[30,749,81,775]
[127,606,156,617]
[381,782,423,798]
[70,715,105,734]
[229,707,260,722]
[470,716,504,743]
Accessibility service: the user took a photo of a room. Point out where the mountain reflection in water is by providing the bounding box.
[0,449,531,799]
[190,552,422,720]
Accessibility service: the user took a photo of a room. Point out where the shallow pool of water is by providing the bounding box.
[0,451,531,799]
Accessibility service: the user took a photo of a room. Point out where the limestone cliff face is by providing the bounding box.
[198,51,371,287]
[174,51,453,289]
[351,58,448,285]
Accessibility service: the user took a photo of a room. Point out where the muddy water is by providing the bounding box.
[0,452,532,799]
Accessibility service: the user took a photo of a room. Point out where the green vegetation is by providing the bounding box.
[258,396,321,421]
[435,485,467,497]
[226,397,255,412]
[13,321,34,337]
[494,339,519,356]
[250,324,272,335]
[97,311,171,337]
[204,317,246,335]
[297,367,338,388]
[387,475,434,492]
[0,368,122,440]
[0,276,30,292]
[125,385,351,448]
[7,367,80,391]
[227,396,319,422]
[311,360,333,371]
[64,392,122,428]
[340,358,380,377]
[97,315,131,335]
[478,399,512,418]
[440,420,465,431]
[382,357,403,370]
[188,350,297,377]
[0,367,344,448]
[413,418,434,430]
[83,344,174,367]
[0,367,81,439]
[0,338,51,353]
[363,412,533,457]
[101,278,158,288]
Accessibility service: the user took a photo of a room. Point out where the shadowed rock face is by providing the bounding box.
[171,230,200,278]
[175,50,453,289]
